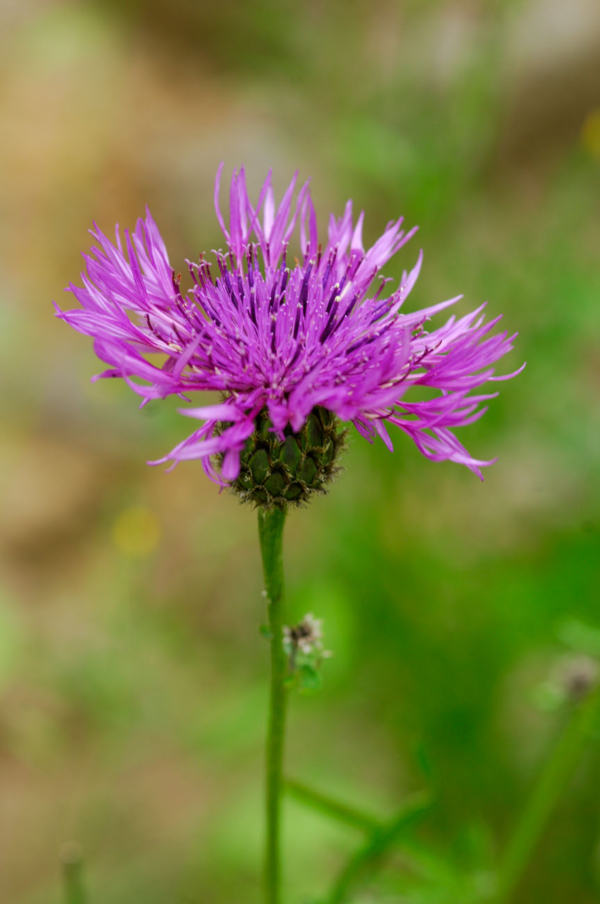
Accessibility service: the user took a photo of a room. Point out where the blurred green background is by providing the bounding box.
[0,0,599,902]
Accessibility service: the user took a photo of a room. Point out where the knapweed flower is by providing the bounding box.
[57,164,522,506]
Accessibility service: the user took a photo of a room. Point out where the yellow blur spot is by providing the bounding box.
[112,506,161,557]
[581,109,600,160]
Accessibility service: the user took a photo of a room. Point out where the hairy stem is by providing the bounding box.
[259,506,288,904]
[495,687,600,903]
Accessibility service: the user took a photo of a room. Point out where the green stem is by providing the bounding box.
[495,687,600,903]
[258,506,288,904]
[60,844,86,904]
[287,780,448,891]
[325,791,433,904]
[285,778,383,834]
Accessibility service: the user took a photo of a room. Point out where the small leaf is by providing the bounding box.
[558,619,600,658]
[299,663,322,692]
[283,674,297,691]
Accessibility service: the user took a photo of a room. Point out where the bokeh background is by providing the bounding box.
[1,0,599,902]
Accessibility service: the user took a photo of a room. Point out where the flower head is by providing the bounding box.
[283,614,332,689]
[284,613,326,656]
[57,164,522,496]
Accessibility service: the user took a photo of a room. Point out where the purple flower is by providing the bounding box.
[57,165,523,484]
